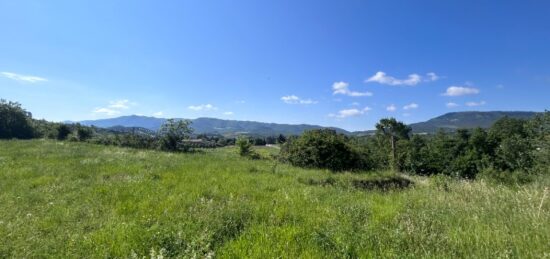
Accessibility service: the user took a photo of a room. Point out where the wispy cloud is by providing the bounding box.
[403,103,419,110]
[443,86,480,96]
[426,72,439,82]
[386,104,397,112]
[108,99,133,109]
[332,81,373,97]
[1,71,47,83]
[365,71,439,86]
[93,107,121,116]
[223,111,234,115]
[153,111,163,117]
[93,99,136,116]
[188,104,217,111]
[281,95,317,104]
[329,107,371,118]
[465,101,486,107]
[446,102,459,108]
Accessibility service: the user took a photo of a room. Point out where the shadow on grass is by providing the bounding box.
[299,174,414,191]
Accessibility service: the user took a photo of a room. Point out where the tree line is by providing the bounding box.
[0,99,284,151]
[279,112,549,180]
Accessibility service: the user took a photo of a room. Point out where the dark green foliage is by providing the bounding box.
[252,137,266,146]
[526,111,550,174]
[375,118,411,170]
[277,134,287,144]
[0,99,34,139]
[158,119,193,152]
[57,124,72,140]
[75,124,93,141]
[280,129,366,171]
[236,137,252,156]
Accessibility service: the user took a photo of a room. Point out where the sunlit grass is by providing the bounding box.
[0,140,548,257]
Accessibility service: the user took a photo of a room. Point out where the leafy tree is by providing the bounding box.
[265,136,277,145]
[253,137,266,146]
[0,99,35,139]
[489,116,528,142]
[76,124,93,141]
[280,129,365,171]
[236,136,253,156]
[57,124,72,140]
[494,135,533,172]
[277,134,287,144]
[375,118,411,171]
[526,111,550,173]
[158,119,193,152]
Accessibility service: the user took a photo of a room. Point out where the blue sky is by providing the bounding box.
[1,0,549,131]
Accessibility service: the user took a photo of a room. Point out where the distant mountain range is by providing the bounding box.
[78,116,348,136]
[76,111,540,136]
[409,111,538,133]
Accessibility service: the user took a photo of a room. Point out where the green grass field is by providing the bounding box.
[1,140,549,258]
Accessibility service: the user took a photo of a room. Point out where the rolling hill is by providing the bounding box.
[78,115,349,136]
[409,111,538,133]
[77,111,540,136]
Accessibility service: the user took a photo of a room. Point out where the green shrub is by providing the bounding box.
[158,119,193,152]
[57,124,72,140]
[280,129,366,171]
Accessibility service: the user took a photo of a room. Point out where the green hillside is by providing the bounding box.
[409,111,538,133]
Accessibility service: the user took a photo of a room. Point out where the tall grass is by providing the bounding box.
[0,140,548,258]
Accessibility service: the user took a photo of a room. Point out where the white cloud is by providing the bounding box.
[92,99,136,117]
[426,72,439,82]
[93,107,120,116]
[465,101,486,107]
[329,106,372,119]
[365,71,421,86]
[403,103,419,110]
[386,104,397,112]
[332,107,371,118]
[108,99,132,109]
[365,71,440,86]
[188,104,217,111]
[1,71,47,83]
[153,111,164,117]
[223,111,234,115]
[446,102,459,108]
[332,81,373,97]
[442,86,480,96]
[350,102,360,106]
[281,95,317,104]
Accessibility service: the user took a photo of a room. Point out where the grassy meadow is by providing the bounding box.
[0,140,549,258]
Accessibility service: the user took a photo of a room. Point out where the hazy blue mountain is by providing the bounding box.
[79,115,166,130]
[409,111,538,133]
[78,115,349,136]
[78,111,539,136]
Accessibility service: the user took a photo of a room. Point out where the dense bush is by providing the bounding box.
[57,124,72,140]
[280,129,367,171]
